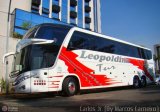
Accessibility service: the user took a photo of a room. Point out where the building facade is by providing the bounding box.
[0,0,101,80]
[12,0,101,39]
[154,44,160,74]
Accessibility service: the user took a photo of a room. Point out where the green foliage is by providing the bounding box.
[153,55,160,61]
[12,21,32,39]
[156,56,160,60]
[0,78,6,92]
[13,32,23,39]
[21,21,32,30]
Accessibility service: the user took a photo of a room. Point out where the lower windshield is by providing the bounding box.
[11,43,60,77]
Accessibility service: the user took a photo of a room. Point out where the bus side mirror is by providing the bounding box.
[3,52,16,64]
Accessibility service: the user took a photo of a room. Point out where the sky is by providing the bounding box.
[101,0,160,52]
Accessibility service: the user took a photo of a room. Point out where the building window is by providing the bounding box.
[31,0,41,14]
[70,0,77,7]
[42,0,50,17]
[85,16,91,30]
[52,0,60,20]
[85,5,91,13]
[70,11,77,25]
[11,9,68,39]
[85,23,90,30]
[13,10,33,38]
[53,0,59,5]
[85,0,91,3]
[70,0,77,25]
[84,0,91,30]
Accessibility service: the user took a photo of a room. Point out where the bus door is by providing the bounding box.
[30,44,50,92]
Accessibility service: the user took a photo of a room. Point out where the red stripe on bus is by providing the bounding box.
[48,86,59,88]
[47,76,63,78]
[47,76,53,78]
[128,58,154,81]
[52,84,59,85]
[48,81,60,82]
[59,47,118,87]
[53,75,63,77]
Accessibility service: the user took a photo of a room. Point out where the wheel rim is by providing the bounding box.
[68,82,76,94]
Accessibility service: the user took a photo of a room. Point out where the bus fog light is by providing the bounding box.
[19,85,25,90]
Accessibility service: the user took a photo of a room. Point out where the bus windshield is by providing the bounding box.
[11,24,71,77]
[11,44,59,77]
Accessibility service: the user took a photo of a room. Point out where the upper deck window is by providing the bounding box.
[24,24,71,45]
[35,25,70,45]
[68,31,152,60]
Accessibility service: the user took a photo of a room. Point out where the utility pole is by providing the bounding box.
[5,0,12,95]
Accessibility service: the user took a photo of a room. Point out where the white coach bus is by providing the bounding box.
[3,23,155,96]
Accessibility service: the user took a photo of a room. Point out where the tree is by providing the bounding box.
[0,78,6,93]
[13,32,23,39]
[12,21,32,39]
[153,54,160,61]
[21,21,32,30]
[154,54,160,74]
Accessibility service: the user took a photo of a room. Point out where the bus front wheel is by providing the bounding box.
[62,77,78,96]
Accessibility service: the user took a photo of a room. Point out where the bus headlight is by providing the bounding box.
[13,75,30,86]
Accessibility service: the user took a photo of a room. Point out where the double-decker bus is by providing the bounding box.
[3,23,155,96]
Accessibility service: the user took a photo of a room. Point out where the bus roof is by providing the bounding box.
[37,23,72,29]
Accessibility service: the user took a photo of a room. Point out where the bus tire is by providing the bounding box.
[133,76,141,88]
[62,77,78,96]
[141,76,147,87]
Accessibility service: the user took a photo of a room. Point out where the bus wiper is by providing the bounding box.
[9,70,20,78]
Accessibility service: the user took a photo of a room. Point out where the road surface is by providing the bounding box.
[0,85,160,112]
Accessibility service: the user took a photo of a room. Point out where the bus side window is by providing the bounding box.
[67,32,79,50]
[144,50,152,60]
[140,48,147,59]
[67,31,89,50]
[68,41,74,50]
